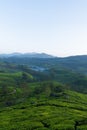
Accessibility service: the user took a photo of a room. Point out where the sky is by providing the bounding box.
[0,0,87,57]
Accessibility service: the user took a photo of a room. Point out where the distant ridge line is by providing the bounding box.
[0,52,56,58]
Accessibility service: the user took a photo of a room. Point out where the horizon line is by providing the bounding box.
[0,52,87,58]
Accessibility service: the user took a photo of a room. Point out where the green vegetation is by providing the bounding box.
[0,79,87,129]
[0,60,87,129]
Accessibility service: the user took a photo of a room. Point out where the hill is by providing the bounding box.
[1,54,87,75]
[0,55,87,129]
[0,81,87,130]
[0,61,87,93]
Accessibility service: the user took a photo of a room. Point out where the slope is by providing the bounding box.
[0,81,87,130]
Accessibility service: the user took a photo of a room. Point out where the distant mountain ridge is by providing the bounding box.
[0,52,55,58]
[0,53,87,75]
[1,53,87,75]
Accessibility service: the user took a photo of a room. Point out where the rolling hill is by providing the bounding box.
[0,54,87,129]
[0,81,87,130]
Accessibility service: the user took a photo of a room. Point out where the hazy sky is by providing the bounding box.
[0,0,87,57]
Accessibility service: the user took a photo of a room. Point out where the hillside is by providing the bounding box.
[0,81,87,130]
[0,57,87,129]
[0,61,87,93]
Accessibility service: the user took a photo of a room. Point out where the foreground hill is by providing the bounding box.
[0,81,87,130]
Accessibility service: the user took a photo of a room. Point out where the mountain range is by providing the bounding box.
[0,52,55,58]
[0,53,87,75]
